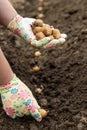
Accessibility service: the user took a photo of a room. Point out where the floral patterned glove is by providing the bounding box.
[7,14,67,48]
[0,74,42,122]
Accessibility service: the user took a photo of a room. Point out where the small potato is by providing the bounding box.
[35,88,42,94]
[52,29,61,39]
[33,19,43,27]
[39,109,47,118]
[43,24,50,28]
[34,51,41,57]
[49,35,54,40]
[32,66,40,72]
[38,0,43,2]
[37,6,43,12]
[33,27,43,34]
[38,13,44,19]
[43,26,52,36]
[36,32,45,40]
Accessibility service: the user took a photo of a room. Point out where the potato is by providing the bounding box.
[33,19,43,27]
[38,13,44,19]
[52,29,61,39]
[49,35,54,40]
[33,27,43,34]
[43,24,50,28]
[36,32,45,40]
[34,51,41,57]
[39,109,47,118]
[35,88,42,94]
[32,66,40,72]
[43,26,52,36]
[37,6,43,12]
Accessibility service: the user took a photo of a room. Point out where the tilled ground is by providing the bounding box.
[0,0,87,130]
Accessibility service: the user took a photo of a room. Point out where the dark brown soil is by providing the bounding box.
[0,0,87,130]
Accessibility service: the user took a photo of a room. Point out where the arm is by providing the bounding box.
[0,0,17,26]
[0,48,42,121]
[0,0,67,48]
[0,1,42,122]
[0,48,14,86]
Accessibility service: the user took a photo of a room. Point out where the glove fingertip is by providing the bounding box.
[34,113,42,122]
[58,37,66,43]
[61,33,67,39]
[30,108,42,122]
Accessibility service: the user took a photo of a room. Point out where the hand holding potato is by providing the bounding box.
[32,19,60,39]
[8,15,67,49]
[31,19,67,48]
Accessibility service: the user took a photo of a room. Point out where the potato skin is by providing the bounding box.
[49,35,54,40]
[33,19,43,27]
[52,29,61,39]
[39,109,47,118]
[37,7,43,12]
[35,88,42,94]
[33,27,43,34]
[43,26,52,36]
[34,51,41,57]
[36,32,45,40]
[32,66,40,72]
[32,20,61,40]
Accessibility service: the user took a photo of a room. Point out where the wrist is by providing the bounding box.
[7,14,23,30]
[0,73,15,89]
[0,12,18,27]
[5,12,18,27]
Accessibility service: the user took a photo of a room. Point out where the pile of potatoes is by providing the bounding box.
[32,19,61,40]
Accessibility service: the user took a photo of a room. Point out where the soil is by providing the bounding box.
[0,0,87,130]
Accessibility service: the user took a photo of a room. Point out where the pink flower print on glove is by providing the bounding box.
[0,74,42,122]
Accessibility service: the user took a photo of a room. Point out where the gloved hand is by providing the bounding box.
[0,74,42,122]
[7,14,67,48]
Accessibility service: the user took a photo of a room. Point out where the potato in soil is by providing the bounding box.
[34,51,41,57]
[32,20,61,40]
[35,88,42,94]
[39,109,47,118]
[38,13,44,19]
[37,7,43,12]
[49,35,54,40]
[32,66,40,72]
